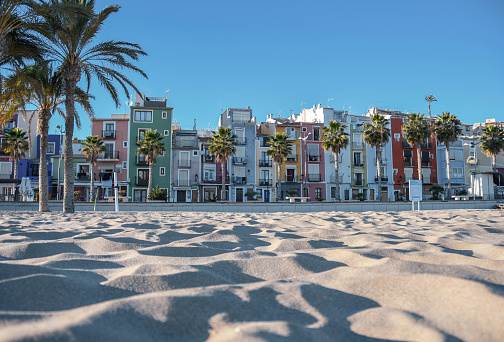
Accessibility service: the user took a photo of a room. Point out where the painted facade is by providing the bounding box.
[171,129,200,202]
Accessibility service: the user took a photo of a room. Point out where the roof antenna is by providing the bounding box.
[193,119,196,130]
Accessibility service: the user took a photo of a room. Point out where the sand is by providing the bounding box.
[0,209,503,341]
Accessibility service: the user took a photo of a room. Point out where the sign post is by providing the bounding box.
[409,180,422,211]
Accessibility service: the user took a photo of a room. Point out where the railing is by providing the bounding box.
[136,156,147,165]
[353,142,363,149]
[135,176,149,186]
[404,162,415,167]
[143,97,167,107]
[217,176,230,183]
[99,151,120,160]
[285,175,300,182]
[232,157,247,165]
[102,130,116,139]
[234,177,246,184]
[202,177,219,184]
[353,162,364,167]
[259,159,272,167]
[329,174,343,183]
[374,176,389,182]
[259,178,271,186]
[236,137,246,144]
[308,154,320,162]
[179,160,191,168]
[308,174,321,182]
[173,139,198,148]
[75,173,90,180]
[286,155,298,162]
[374,158,387,165]
[403,141,412,148]
[354,179,364,186]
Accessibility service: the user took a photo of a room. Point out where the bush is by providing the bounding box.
[355,193,365,201]
[74,191,81,201]
[429,184,444,200]
[151,185,167,201]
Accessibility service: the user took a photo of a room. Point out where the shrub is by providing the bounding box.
[429,184,444,200]
[151,185,167,201]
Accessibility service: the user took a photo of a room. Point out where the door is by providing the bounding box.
[286,169,295,182]
[370,189,375,201]
[236,188,243,202]
[261,169,270,186]
[177,190,186,202]
[192,190,198,203]
[264,190,270,202]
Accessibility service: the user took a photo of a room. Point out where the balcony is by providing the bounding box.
[259,178,272,186]
[353,142,363,149]
[404,161,415,167]
[354,179,364,186]
[217,176,230,183]
[236,137,247,145]
[135,176,149,186]
[374,158,387,165]
[374,176,389,182]
[232,157,247,165]
[136,155,148,165]
[329,174,344,183]
[173,139,197,148]
[98,151,120,160]
[308,154,320,162]
[234,176,246,184]
[403,141,413,148]
[353,162,364,167]
[285,175,300,182]
[202,177,219,184]
[179,160,191,168]
[100,172,113,181]
[286,155,298,162]
[259,159,272,167]
[102,130,116,139]
[308,174,321,182]
[75,172,90,180]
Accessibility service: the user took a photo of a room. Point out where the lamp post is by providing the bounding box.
[298,131,311,198]
[56,125,65,201]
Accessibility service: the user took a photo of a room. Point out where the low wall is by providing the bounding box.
[0,200,501,213]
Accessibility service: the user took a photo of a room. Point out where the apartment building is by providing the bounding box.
[171,129,200,202]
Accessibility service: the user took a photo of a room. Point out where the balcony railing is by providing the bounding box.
[173,139,198,148]
[404,161,415,167]
[353,162,364,167]
[98,151,120,160]
[217,176,230,183]
[308,154,320,162]
[100,173,113,181]
[102,130,116,139]
[308,174,321,182]
[233,176,246,184]
[353,142,363,149]
[202,177,219,184]
[329,174,344,183]
[135,176,149,186]
[259,159,272,167]
[236,137,246,144]
[136,156,147,165]
[374,176,389,182]
[286,155,298,162]
[285,175,300,182]
[259,178,272,186]
[232,157,247,165]
[179,160,191,168]
[75,172,90,180]
[354,179,364,186]
[374,158,387,165]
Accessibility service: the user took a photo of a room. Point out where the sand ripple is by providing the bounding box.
[0,209,503,341]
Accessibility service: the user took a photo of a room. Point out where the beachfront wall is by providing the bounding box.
[128,93,172,202]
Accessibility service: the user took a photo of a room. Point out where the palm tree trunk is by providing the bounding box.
[377,147,382,201]
[428,102,431,118]
[13,154,19,180]
[417,144,422,182]
[27,111,36,159]
[63,67,80,213]
[221,159,226,201]
[147,161,153,201]
[39,110,50,212]
[277,162,281,201]
[492,154,496,172]
[334,152,340,201]
[445,143,451,199]
[89,161,95,202]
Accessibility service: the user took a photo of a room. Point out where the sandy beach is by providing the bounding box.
[0,209,503,341]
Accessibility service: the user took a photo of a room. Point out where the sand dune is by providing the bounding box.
[0,209,503,341]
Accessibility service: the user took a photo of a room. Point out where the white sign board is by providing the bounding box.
[409,180,423,201]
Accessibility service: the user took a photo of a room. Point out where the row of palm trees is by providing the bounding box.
[207,111,503,202]
[0,0,147,212]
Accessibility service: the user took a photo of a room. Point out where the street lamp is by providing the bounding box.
[56,125,65,201]
[298,131,311,198]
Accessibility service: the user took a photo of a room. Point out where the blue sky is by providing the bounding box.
[50,0,504,137]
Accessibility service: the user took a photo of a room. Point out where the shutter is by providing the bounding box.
[235,167,245,177]
[235,147,245,157]
[308,144,319,156]
[308,164,319,174]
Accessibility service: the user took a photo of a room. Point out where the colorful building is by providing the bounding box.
[171,129,200,202]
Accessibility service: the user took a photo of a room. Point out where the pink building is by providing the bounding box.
[90,114,129,199]
[299,122,326,201]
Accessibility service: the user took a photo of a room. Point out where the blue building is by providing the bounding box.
[436,139,466,196]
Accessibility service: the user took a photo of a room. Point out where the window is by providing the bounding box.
[394,133,400,141]
[354,172,363,185]
[313,127,321,141]
[134,111,152,122]
[122,161,127,169]
[193,150,198,156]
[47,142,55,154]
[162,112,168,119]
[179,151,190,167]
[353,152,363,166]
[160,167,165,176]
[331,187,336,199]
[133,189,147,202]
[259,136,270,147]
[315,188,322,200]
[137,169,149,185]
[164,130,169,136]
[123,141,128,148]
[452,167,463,178]
[204,165,216,181]
[235,128,245,144]
[302,127,307,132]
[179,170,189,186]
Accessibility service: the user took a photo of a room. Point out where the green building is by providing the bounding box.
[128,93,172,202]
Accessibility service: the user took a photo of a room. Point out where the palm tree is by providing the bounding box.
[81,135,104,203]
[28,0,148,213]
[402,113,432,183]
[136,130,165,201]
[425,94,437,118]
[321,120,349,201]
[479,124,504,172]
[209,127,236,201]
[434,112,462,198]
[266,132,292,201]
[6,62,92,211]
[363,111,391,201]
[1,127,28,179]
